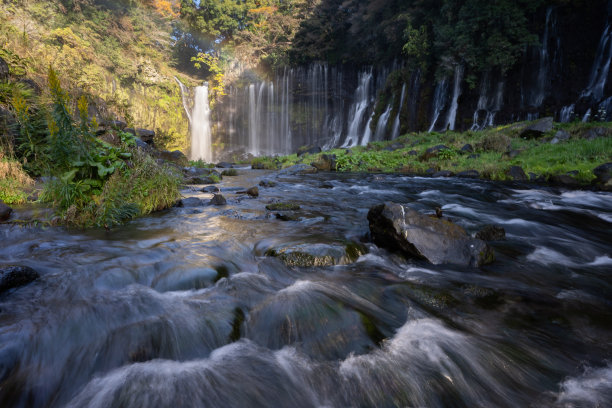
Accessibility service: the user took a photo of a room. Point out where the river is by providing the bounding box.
[1,170,611,407]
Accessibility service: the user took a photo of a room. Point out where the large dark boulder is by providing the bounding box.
[520,117,553,138]
[367,202,495,267]
[126,128,155,144]
[0,201,12,221]
[0,265,39,294]
[0,56,8,81]
[506,166,528,181]
[550,174,581,188]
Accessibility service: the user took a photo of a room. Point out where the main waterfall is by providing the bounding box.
[175,78,213,162]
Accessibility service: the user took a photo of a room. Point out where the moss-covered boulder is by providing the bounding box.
[265,242,367,267]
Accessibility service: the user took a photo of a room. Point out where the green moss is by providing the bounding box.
[265,202,301,211]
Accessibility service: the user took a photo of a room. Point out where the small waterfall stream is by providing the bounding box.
[175,78,213,162]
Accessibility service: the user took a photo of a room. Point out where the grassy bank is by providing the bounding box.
[252,121,612,185]
[1,68,181,227]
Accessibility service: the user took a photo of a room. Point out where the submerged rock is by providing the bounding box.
[259,180,278,188]
[520,117,553,138]
[0,201,13,221]
[367,202,494,267]
[265,242,366,267]
[475,225,506,241]
[0,265,39,294]
[432,170,454,178]
[266,202,300,211]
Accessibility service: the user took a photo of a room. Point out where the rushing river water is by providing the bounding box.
[1,170,611,407]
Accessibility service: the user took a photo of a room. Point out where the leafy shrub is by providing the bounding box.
[477,133,511,153]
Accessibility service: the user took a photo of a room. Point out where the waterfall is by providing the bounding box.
[175,77,192,123]
[176,78,212,162]
[190,84,212,162]
[373,105,392,141]
[471,74,504,130]
[559,104,575,122]
[343,70,374,147]
[445,65,464,131]
[428,78,449,132]
[581,22,612,102]
[390,83,406,140]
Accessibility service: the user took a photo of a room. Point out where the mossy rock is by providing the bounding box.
[266,202,301,211]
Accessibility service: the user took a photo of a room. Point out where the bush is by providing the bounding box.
[0,151,33,204]
[477,133,511,153]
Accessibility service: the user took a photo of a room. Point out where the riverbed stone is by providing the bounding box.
[210,194,227,206]
[259,179,278,188]
[201,185,220,193]
[0,265,39,293]
[506,165,528,181]
[265,242,365,267]
[520,117,553,138]
[246,186,259,197]
[475,225,506,241]
[367,202,494,267]
[216,162,234,168]
[0,201,12,221]
[266,202,300,211]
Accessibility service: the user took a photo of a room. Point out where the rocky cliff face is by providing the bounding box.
[207,1,612,159]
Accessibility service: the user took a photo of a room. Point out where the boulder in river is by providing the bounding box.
[201,185,220,193]
[266,202,300,211]
[259,179,278,188]
[179,197,204,207]
[265,242,366,267]
[367,202,495,267]
[216,162,234,168]
[520,117,553,138]
[0,201,13,221]
[246,186,259,197]
[432,170,454,178]
[210,194,227,206]
[0,265,39,294]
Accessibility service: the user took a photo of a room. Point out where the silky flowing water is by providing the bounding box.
[1,170,611,407]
